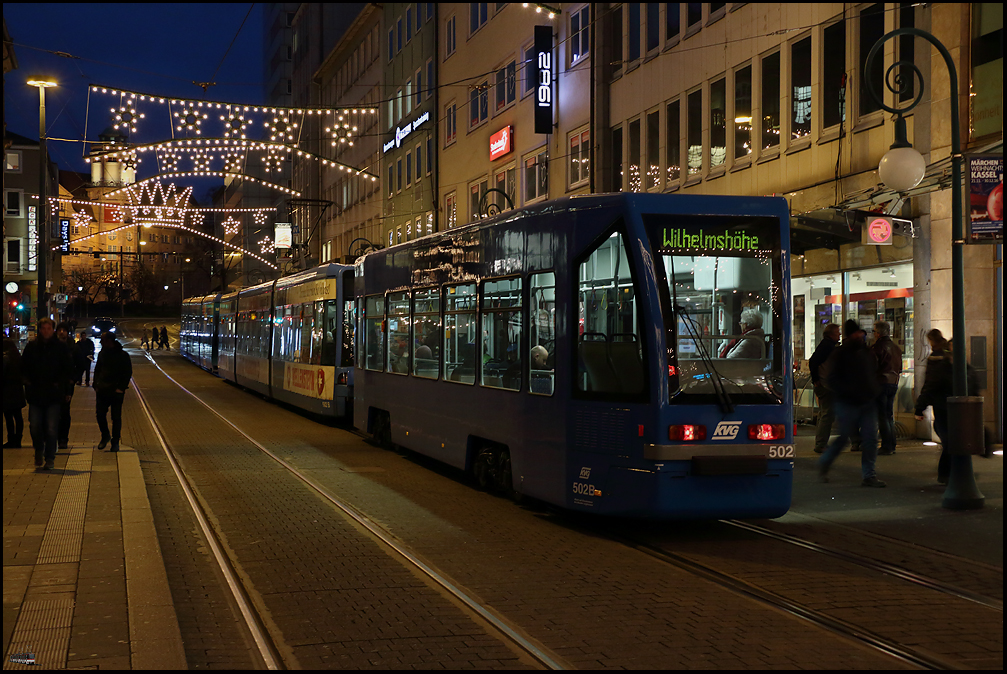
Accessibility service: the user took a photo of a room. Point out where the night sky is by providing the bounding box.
[4,3,265,192]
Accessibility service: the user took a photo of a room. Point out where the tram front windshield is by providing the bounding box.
[645,214,784,405]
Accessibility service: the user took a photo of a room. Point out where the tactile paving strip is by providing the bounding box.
[35,453,93,565]
[5,452,93,669]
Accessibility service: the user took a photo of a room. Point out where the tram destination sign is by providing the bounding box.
[966,153,1003,244]
[659,227,762,253]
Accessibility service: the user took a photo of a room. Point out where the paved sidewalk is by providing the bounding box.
[2,381,185,670]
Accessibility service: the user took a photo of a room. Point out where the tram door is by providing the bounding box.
[569,230,648,506]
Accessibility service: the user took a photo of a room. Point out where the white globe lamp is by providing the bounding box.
[878,116,926,192]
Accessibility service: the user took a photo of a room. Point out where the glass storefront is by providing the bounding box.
[792,262,916,431]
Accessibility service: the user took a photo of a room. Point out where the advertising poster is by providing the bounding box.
[966,154,1003,243]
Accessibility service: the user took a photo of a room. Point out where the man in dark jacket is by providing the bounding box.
[93,332,133,452]
[21,318,75,469]
[77,331,95,386]
[808,322,840,453]
[818,320,885,487]
[55,324,79,449]
[871,320,903,455]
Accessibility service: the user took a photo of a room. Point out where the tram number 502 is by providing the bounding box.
[768,445,795,458]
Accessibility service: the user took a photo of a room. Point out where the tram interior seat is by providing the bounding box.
[579,335,643,394]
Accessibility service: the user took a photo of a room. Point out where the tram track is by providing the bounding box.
[133,351,567,671]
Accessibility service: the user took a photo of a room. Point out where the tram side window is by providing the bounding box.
[577,230,645,396]
[529,272,556,395]
[260,310,271,358]
[481,278,522,390]
[444,283,477,384]
[319,299,337,366]
[412,287,441,379]
[341,298,355,367]
[364,295,385,371]
[311,301,325,364]
[386,292,410,374]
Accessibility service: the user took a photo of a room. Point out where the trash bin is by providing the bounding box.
[946,396,985,455]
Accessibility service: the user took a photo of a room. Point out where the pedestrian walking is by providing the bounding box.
[808,322,840,454]
[913,329,953,483]
[93,332,133,452]
[77,332,95,386]
[3,338,26,448]
[872,320,903,455]
[141,327,150,351]
[20,318,75,470]
[55,324,80,450]
[818,319,886,487]
[159,326,170,350]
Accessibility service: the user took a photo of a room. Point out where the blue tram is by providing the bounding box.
[353,193,793,519]
[180,293,220,371]
[183,263,355,419]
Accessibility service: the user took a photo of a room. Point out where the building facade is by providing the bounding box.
[382,2,438,247]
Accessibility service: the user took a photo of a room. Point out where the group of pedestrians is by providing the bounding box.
[2,318,133,470]
[810,319,987,488]
[141,326,170,351]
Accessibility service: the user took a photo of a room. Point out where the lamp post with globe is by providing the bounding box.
[864,28,983,509]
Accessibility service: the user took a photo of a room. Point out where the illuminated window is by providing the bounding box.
[470,81,489,128]
[569,129,590,187]
[570,6,590,63]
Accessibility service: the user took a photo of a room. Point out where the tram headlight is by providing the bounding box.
[669,424,706,441]
[748,424,786,441]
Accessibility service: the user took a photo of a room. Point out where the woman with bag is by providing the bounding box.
[914,329,954,484]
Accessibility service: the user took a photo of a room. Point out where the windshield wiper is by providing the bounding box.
[669,257,734,414]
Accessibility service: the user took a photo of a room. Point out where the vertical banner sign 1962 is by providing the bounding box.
[534,25,553,135]
[965,154,1003,244]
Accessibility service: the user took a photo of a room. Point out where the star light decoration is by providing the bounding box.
[253,210,267,228]
[265,112,298,142]
[222,216,241,236]
[221,106,250,139]
[222,148,245,173]
[122,151,141,171]
[258,235,274,254]
[191,150,214,172]
[112,102,144,133]
[327,118,357,148]
[174,102,208,135]
[157,147,182,173]
[261,145,288,173]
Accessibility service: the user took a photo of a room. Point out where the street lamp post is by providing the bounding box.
[27,79,57,322]
[864,28,983,510]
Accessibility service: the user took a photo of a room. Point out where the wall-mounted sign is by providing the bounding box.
[27,206,38,272]
[60,218,70,252]
[383,110,431,153]
[489,126,513,161]
[534,25,553,135]
[275,223,292,249]
[862,216,893,245]
[966,153,1003,244]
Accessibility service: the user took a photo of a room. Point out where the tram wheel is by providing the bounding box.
[372,411,392,450]
[494,449,514,498]
[473,446,495,491]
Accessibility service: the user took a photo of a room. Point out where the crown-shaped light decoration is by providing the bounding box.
[124,181,193,226]
[222,215,241,236]
[221,106,250,139]
[266,112,298,143]
[174,102,208,135]
[122,151,140,171]
[258,235,274,254]
[112,101,144,133]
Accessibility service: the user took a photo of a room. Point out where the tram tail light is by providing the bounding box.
[669,424,706,441]
[749,424,786,441]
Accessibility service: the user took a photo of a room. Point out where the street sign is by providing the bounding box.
[862,216,893,245]
[965,153,1003,244]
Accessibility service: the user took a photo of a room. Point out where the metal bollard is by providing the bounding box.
[946,396,985,455]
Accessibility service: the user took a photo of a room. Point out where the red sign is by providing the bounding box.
[866,217,893,245]
[489,126,513,161]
